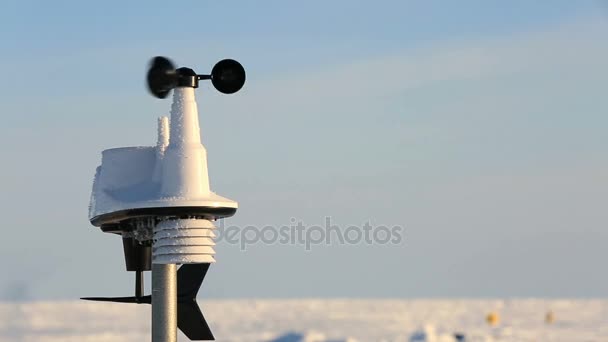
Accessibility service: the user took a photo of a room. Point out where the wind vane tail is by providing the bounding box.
[177,263,214,340]
[82,263,214,340]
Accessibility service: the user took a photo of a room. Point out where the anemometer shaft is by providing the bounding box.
[152,263,177,342]
[161,87,211,198]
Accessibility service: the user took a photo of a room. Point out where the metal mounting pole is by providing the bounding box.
[152,263,177,342]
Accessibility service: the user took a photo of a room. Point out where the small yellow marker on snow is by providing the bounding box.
[486,312,500,326]
[545,310,555,324]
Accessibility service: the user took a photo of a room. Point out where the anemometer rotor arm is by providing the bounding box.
[147,56,246,97]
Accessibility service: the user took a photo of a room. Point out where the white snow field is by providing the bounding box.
[0,299,606,342]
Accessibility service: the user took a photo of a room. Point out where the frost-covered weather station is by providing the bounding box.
[83,56,246,341]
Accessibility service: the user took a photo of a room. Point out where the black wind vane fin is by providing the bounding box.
[81,263,213,340]
[176,263,213,340]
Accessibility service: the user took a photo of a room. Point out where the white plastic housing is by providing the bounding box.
[89,87,237,221]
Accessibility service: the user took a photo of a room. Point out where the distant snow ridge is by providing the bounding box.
[2,299,607,341]
[269,331,358,342]
[409,324,459,342]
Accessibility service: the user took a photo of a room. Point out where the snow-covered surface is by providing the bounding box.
[0,299,607,341]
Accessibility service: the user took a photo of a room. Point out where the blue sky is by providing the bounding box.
[0,1,607,300]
